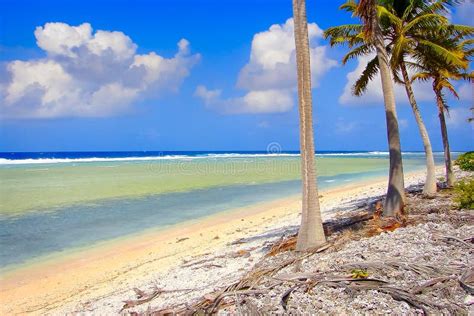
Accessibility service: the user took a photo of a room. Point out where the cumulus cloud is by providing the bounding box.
[195,18,337,114]
[339,54,432,106]
[195,85,293,114]
[0,22,200,118]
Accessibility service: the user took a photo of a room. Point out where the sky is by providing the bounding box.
[0,0,472,152]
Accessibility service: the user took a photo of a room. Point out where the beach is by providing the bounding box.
[0,167,443,315]
[1,0,472,313]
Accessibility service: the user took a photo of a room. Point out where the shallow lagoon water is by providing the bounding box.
[0,152,452,269]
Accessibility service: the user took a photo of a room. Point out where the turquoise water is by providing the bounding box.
[0,152,451,270]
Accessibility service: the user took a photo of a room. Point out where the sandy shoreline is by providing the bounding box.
[0,168,439,314]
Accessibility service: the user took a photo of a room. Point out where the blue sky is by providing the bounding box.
[0,0,472,152]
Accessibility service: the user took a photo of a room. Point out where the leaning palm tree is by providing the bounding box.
[292,0,326,251]
[412,37,473,186]
[354,0,406,217]
[325,0,470,195]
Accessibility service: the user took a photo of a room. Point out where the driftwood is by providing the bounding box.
[410,276,455,294]
[436,235,474,249]
[340,260,461,277]
[275,272,464,315]
[121,287,199,312]
[323,209,375,235]
[459,267,474,295]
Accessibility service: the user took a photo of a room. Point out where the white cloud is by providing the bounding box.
[195,85,293,114]
[196,18,337,114]
[339,54,432,106]
[35,22,94,57]
[1,22,200,118]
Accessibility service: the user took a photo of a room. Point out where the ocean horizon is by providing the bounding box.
[0,150,457,165]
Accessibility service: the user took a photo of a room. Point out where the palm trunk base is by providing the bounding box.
[384,184,405,218]
[422,173,437,196]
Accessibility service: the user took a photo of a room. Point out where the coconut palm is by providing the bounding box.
[325,0,463,195]
[292,0,326,251]
[412,33,473,186]
[325,0,473,193]
[344,0,406,217]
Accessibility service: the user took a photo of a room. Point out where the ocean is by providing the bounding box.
[0,151,453,270]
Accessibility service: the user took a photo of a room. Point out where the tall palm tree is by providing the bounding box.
[292,0,326,251]
[412,36,473,186]
[354,0,406,217]
[393,2,473,188]
[325,0,473,194]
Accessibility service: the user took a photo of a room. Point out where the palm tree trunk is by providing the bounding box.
[400,62,437,195]
[292,0,326,251]
[369,1,405,217]
[435,89,454,187]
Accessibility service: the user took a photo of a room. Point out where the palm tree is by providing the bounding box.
[292,0,326,251]
[412,37,473,186]
[325,0,473,194]
[354,0,406,217]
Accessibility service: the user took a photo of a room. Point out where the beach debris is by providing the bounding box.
[230,249,251,258]
[459,267,474,295]
[121,286,196,312]
[176,237,189,243]
[266,208,380,257]
[266,235,297,256]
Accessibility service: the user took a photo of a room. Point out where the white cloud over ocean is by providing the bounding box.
[195,18,337,114]
[339,54,433,106]
[0,22,200,118]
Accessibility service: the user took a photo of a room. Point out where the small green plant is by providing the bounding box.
[454,179,474,209]
[455,152,474,171]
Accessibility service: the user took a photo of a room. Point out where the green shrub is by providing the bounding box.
[455,152,474,171]
[454,179,474,209]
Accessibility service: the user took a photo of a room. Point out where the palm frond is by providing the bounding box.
[342,43,374,64]
[340,0,358,14]
[324,24,364,47]
[418,39,468,68]
[411,72,431,82]
[404,14,448,33]
[377,5,402,29]
[446,24,474,40]
[353,56,379,96]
